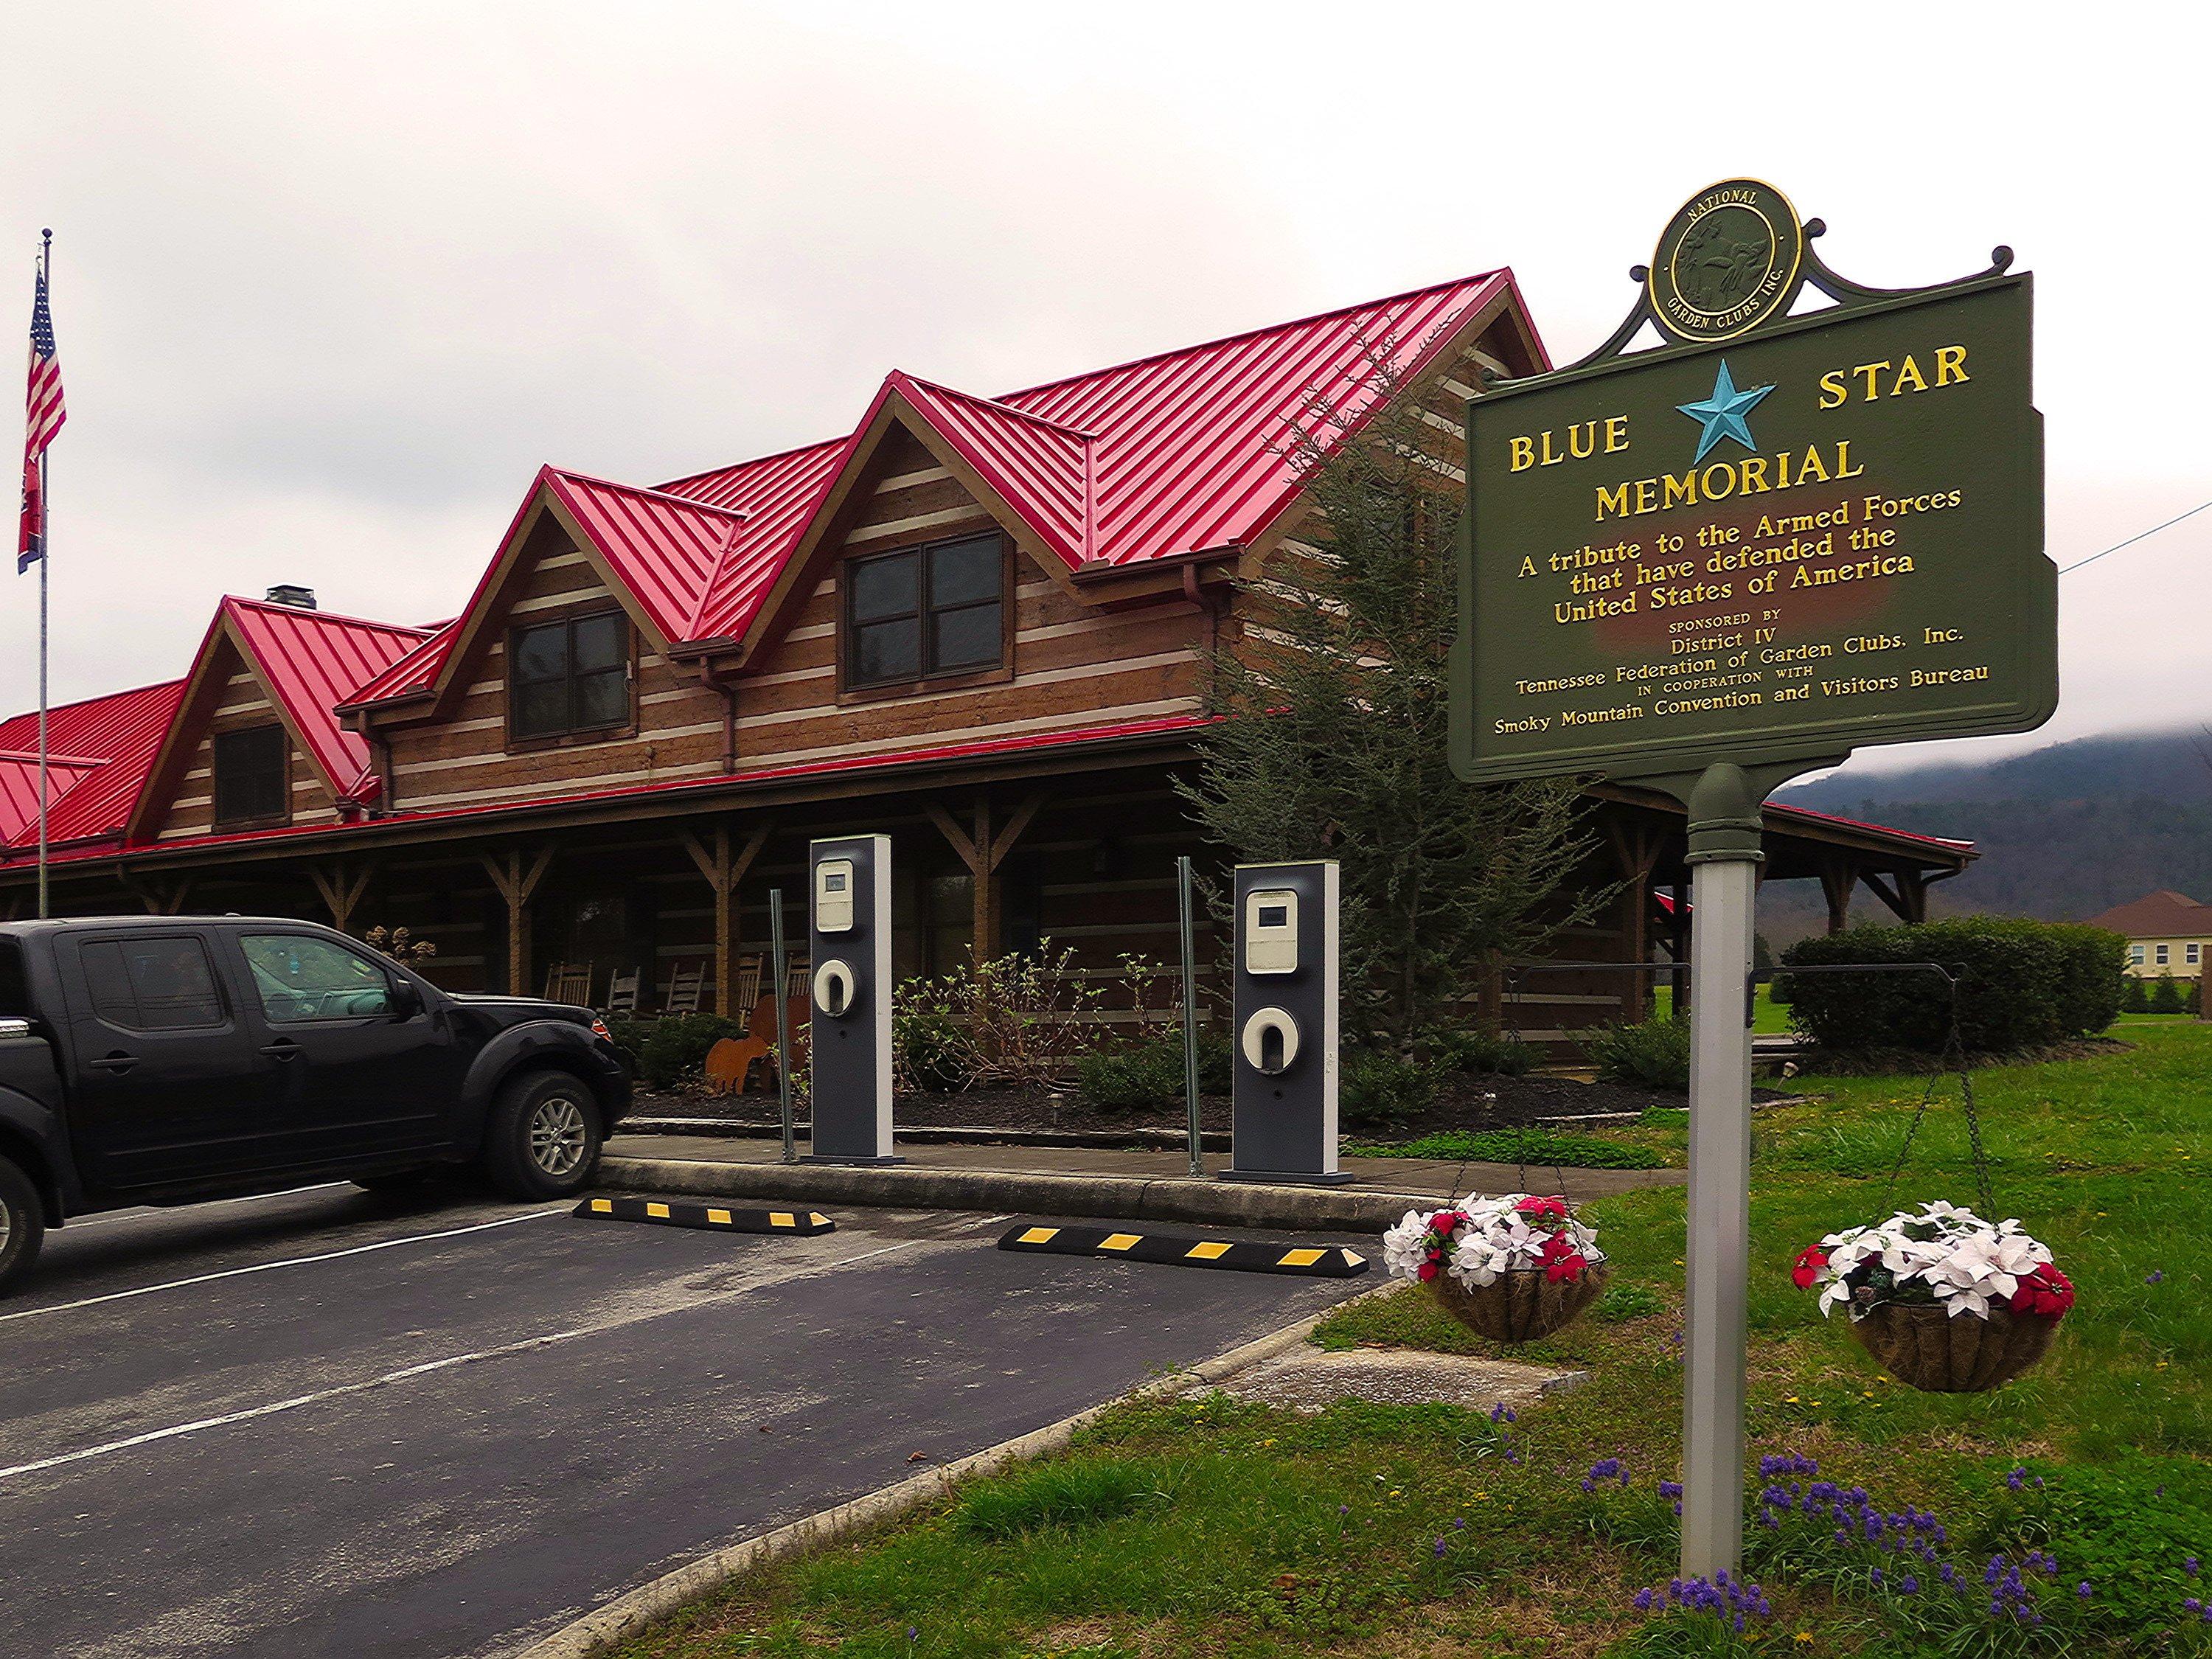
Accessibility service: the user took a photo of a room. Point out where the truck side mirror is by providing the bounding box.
[389,978,424,1020]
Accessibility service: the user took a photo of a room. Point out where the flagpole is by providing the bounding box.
[35,229,50,922]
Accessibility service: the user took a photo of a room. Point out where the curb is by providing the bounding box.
[597,1154,1436,1232]
[508,1280,1399,1659]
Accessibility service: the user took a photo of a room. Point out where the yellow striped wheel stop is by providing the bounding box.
[996,1222,1367,1278]
[574,1196,835,1236]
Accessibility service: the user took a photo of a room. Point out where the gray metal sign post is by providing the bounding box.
[802,834,900,1165]
[1674,765,1765,1578]
[1220,860,1348,1186]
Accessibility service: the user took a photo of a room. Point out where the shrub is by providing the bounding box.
[1428,1026,1536,1077]
[2122,975,2150,1013]
[892,1001,973,1093]
[627,1012,746,1090]
[1782,917,2127,1055]
[1075,1032,1231,1113]
[1583,1017,1689,1093]
[2149,973,2186,1015]
[1340,1048,1438,1127]
[894,945,1105,1090]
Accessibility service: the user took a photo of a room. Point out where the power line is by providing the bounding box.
[2058,498,2211,576]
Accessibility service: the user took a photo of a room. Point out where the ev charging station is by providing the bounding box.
[1222,860,1347,1184]
[803,834,900,1164]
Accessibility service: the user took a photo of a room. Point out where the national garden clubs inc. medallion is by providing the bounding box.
[1646,179,1804,344]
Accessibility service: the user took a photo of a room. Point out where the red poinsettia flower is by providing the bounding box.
[1417,1259,1440,1283]
[2009,1262,2075,1320]
[1545,1251,1589,1284]
[1792,1245,1830,1290]
[1535,1233,1573,1262]
[1430,1210,1464,1237]
[1516,1196,1569,1221]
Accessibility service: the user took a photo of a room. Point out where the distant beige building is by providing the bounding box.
[2088,890,2211,981]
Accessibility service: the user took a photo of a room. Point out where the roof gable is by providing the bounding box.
[223,599,432,796]
[346,270,1531,708]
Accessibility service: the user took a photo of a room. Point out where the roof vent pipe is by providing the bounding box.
[265,584,317,610]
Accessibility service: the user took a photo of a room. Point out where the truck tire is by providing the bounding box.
[0,1155,46,1298]
[481,1069,604,1200]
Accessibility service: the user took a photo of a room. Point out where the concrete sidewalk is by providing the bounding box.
[602,1132,1682,1233]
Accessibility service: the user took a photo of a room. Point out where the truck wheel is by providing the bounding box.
[0,1156,46,1298]
[481,1070,604,1200]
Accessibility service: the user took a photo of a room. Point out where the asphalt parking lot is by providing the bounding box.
[0,1180,1374,1659]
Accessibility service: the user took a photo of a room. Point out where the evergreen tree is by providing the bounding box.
[2121,975,2150,1014]
[2149,973,2185,1015]
[1178,355,1607,1051]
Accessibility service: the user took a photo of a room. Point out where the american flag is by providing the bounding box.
[20,268,63,574]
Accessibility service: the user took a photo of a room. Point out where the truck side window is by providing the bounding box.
[240,935,395,1023]
[80,938,227,1032]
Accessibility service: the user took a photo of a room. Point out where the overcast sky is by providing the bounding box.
[1,2,2203,780]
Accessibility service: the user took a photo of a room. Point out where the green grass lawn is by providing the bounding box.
[1653,982,1795,1035]
[605,1024,2212,1658]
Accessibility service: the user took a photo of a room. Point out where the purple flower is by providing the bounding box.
[1661,1481,1684,1500]
[1870,1568,1885,1588]
[1632,1587,1655,1612]
[2078,1582,2093,1601]
[2188,1556,2201,1576]
[2147,1270,2166,1284]
[1433,1537,1447,1558]
[1900,1575,1919,1595]
[2006,1467,2027,1492]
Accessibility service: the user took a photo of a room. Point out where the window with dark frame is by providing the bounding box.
[845,533,1005,690]
[509,609,630,741]
[212,725,289,824]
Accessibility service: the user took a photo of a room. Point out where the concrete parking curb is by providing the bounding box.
[506,1280,1399,1659]
[596,1153,1435,1232]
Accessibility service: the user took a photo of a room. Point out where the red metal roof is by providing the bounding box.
[0,752,106,843]
[1765,802,1976,854]
[651,271,1520,648]
[218,599,432,800]
[0,678,187,846]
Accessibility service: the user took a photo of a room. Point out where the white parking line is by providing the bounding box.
[0,1208,566,1326]
[0,1238,925,1484]
[59,1183,353,1231]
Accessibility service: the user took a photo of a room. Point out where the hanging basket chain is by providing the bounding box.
[1880,975,1996,1217]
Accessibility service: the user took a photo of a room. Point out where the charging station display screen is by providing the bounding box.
[824,873,846,891]
[1259,905,1288,928]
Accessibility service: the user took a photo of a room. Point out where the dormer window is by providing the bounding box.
[510,609,630,742]
[844,533,1007,692]
[212,724,290,827]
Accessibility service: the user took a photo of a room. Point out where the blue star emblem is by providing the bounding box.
[1675,359,1775,463]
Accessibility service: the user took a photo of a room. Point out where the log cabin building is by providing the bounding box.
[0,273,1972,1040]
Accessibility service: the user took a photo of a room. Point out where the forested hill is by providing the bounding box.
[1772,728,2212,923]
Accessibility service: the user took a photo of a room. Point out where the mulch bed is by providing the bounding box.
[629,1068,1700,1143]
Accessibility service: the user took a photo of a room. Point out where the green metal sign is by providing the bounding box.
[1451,187,2055,785]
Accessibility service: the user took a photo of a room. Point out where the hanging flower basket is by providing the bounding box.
[1793,1202,2073,1394]
[1383,1194,1610,1346]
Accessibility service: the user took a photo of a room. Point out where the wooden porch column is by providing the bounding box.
[1606,817,1665,1021]
[307,860,378,936]
[1819,861,1854,935]
[679,823,771,1016]
[928,793,1045,964]
[480,846,556,995]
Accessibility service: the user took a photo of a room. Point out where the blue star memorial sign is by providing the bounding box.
[1675,359,1774,463]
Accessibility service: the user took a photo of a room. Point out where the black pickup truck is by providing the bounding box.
[0,915,631,1294]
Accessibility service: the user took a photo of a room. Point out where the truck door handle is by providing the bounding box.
[259,1040,302,1061]
[90,1052,138,1074]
